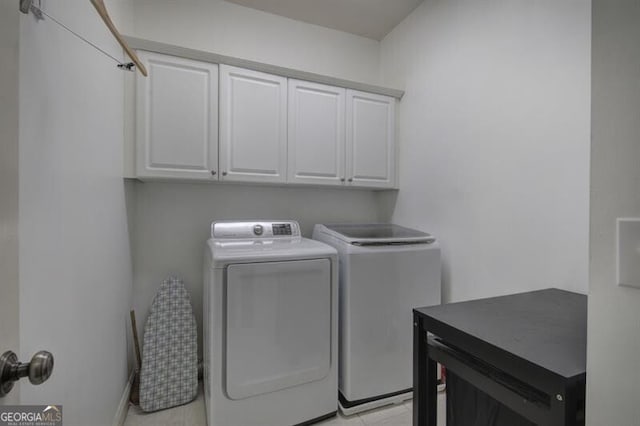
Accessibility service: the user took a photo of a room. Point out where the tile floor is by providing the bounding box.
[124,384,447,426]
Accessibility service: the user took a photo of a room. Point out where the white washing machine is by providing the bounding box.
[313,223,441,415]
[203,220,338,426]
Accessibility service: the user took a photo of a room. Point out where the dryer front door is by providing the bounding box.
[224,259,332,400]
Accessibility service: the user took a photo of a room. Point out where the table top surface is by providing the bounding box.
[415,288,587,379]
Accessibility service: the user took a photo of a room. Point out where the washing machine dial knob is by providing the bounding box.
[253,224,264,236]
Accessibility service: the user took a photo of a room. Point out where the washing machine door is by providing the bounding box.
[224,258,332,400]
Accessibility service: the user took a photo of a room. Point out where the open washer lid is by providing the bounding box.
[321,223,435,245]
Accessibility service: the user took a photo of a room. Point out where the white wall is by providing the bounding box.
[132,0,381,85]
[128,0,387,357]
[587,1,640,424]
[379,0,591,302]
[0,0,21,406]
[19,1,134,424]
[131,182,382,357]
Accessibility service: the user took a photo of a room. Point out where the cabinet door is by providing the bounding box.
[288,80,345,186]
[136,51,218,180]
[219,65,287,183]
[346,90,396,188]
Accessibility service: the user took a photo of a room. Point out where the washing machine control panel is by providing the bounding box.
[212,221,301,240]
[272,223,292,236]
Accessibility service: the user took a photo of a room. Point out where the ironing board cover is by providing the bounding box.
[140,276,198,412]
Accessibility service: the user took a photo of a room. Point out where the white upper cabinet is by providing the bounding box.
[132,48,399,189]
[346,90,396,189]
[288,80,345,186]
[136,51,219,180]
[219,65,288,183]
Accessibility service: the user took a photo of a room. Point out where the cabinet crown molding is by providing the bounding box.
[124,36,404,100]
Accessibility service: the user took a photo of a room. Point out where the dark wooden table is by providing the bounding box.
[413,288,587,426]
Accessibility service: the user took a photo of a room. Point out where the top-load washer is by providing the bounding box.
[313,223,441,415]
[204,220,338,426]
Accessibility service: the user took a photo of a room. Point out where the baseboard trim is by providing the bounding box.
[113,371,135,426]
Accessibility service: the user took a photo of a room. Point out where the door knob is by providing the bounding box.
[0,350,54,397]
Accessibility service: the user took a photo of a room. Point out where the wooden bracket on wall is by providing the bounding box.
[19,0,147,77]
[89,0,147,76]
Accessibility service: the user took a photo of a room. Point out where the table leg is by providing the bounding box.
[550,380,582,426]
[413,314,438,426]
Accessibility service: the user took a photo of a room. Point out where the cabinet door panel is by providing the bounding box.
[136,51,218,179]
[220,66,287,183]
[346,90,396,188]
[288,80,345,185]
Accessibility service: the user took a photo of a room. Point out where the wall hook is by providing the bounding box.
[20,0,44,20]
[117,62,136,72]
[19,0,31,14]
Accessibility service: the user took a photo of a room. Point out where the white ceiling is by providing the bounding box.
[223,0,424,41]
